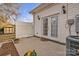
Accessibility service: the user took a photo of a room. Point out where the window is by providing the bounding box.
[4,27,15,34]
[51,16,58,37]
[43,17,48,36]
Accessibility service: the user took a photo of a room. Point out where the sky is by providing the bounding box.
[17,3,40,22]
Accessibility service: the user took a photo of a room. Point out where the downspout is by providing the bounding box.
[33,13,35,36]
[67,3,70,35]
[67,3,71,35]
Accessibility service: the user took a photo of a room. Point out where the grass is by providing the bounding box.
[0,34,16,42]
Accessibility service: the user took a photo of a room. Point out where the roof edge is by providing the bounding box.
[29,3,54,14]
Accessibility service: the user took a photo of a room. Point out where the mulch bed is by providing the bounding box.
[0,41,19,56]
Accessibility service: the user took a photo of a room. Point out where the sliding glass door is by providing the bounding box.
[51,16,58,37]
[43,17,48,36]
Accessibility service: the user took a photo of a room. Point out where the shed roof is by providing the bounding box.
[4,24,14,27]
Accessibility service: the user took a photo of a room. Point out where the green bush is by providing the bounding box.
[0,28,3,31]
[0,28,4,33]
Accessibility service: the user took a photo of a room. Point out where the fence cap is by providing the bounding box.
[67,35,79,42]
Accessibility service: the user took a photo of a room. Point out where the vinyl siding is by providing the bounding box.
[68,3,79,35]
[34,4,67,43]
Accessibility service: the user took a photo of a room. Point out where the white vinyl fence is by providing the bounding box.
[16,21,34,38]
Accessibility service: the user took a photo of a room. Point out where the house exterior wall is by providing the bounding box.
[34,3,79,43]
[16,21,34,38]
[34,4,67,43]
[68,3,79,35]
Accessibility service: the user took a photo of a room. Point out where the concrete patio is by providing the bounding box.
[15,37,66,56]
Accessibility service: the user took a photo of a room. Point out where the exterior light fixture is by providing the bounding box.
[62,5,66,14]
[37,15,40,20]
